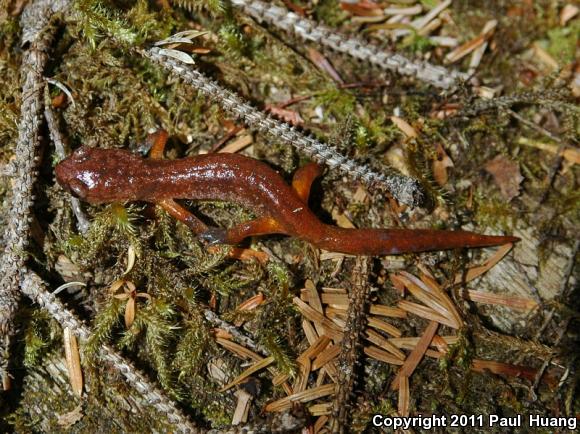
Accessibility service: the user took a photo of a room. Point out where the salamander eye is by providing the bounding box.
[67,179,87,199]
[72,146,91,163]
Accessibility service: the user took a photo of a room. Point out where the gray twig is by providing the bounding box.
[0,0,62,389]
[330,257,371,433]
[231,0,466,89]
[21,270,304,433]
[204,309,269,356]
[20,270,202,434]
[140,47,425,207]
[44,88,90,234]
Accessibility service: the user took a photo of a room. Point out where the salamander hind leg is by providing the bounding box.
[157,198,208,233]
[198,217,287,245]
[147,129,169,159]
[292,162,324,203]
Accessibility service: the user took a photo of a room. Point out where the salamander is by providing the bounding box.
[55,131,519,255]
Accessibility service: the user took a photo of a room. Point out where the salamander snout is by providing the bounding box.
[55,161,88,200]
[55,147,98,200]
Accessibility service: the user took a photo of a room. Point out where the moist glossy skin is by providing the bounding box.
[55,146,519,255]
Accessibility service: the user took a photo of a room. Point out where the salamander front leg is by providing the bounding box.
[147,129,169,159]
[292,162,324,203]
[147,131,209,233]
[198,217,286,245]
[157,198,208,233]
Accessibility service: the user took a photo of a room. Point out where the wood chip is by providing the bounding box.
[64,327,83,397]
[302,320,320,345]
[468,19,499,73]
[391,321,439,390]
[364,329,406,360]
[433,143,454,186]
[389,335,459,350]
[518,137,580,166]
[431,334,450,353]
[391,115,418,138]
[312,345,341,370]
[352,186,368,204]
[560,4,579,26]
[124,297,135,329]
[445,19,497,64]
[397,300,457,328]
[429,36,459,47]
[295,335,332,392]
[220,356,275,392]
[216,337,262,361]
[453,243,514,284]
[319,251,354,261]
[302,321,339,382]
[466,290,539,311]
[321,286,347,294]
[293,358,311,394]
[326,302,407,318]
[332,209,356,229]
[300,335,332,362]
[272,372,288,387]
[219,133,253,154]
[391,0,450,37]
[364,345,405,365]
[398,375,410,417]
[236,293,265,312]
[532,42,559,71]
[417,17,442,37]
[321,293,349,306]
[367,316,403,337]
[264,384,336,412]
[399,271,463,327]
[310,403,333,416]
[396,273,456,326]
[232,389,253,425]
[293,297,343,341]
[314,415,330,433]
[308,48,343,84]
[124,244,136,275]
[370,304,407,318]
[384,5,422,15]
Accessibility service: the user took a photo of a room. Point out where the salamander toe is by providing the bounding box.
[198,227,229,245]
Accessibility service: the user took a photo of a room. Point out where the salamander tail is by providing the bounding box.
[315,227,519,256]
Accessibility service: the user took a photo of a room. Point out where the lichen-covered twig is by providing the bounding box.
[44,90,91,234]
[20,270,202,434]
[230,0,467,89]
[139,47,424,207]
[0,0,62,390]
[20,0,72,45]
[330,257,371,433]
[21,269,304,432]
[204,309,269,356]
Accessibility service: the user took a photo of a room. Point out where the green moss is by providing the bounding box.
[170,0,225,16]
[313,0,347,27]
[473,192,517,232]
[2,0,577,429]
[22,310,61,369]
[546,22,578,65]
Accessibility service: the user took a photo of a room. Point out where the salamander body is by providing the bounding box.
[55,144,519,255]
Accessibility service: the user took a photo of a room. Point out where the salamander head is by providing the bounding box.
[55,146,143,203]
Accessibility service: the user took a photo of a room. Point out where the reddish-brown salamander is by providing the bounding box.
[55,131,519,255]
